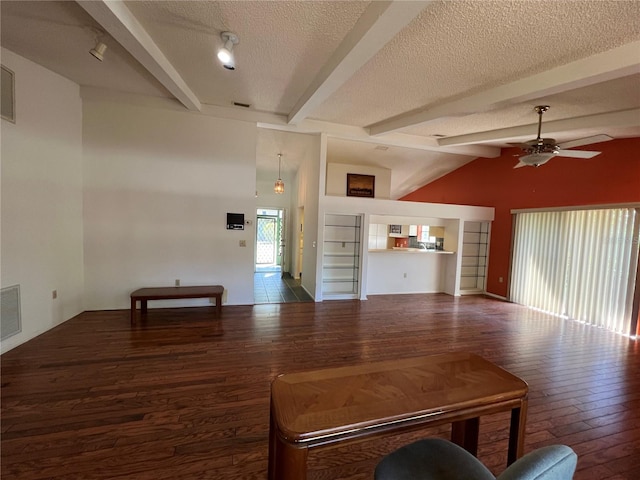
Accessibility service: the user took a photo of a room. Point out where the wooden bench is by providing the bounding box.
[130,285,224,325]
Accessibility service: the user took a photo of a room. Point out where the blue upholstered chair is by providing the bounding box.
[375,438,577,480]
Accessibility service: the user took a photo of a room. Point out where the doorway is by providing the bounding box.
[254,207,312,304]
[255,208,283,272]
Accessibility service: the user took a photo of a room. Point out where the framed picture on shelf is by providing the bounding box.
[346,173,375,198]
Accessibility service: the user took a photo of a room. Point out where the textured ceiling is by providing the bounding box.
[125,0,370,113]
[312,0,640,127]
[1,1,170,98]
[404,75,640,139]
[2,0,639,198]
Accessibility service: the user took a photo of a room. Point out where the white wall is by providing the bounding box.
[82,99,257,309]
[299,135,322,299]
[326,163,391,199]
[367,252,446,294]
[1,49,84,352]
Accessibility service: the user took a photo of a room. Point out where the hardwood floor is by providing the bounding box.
[2,294,639,479]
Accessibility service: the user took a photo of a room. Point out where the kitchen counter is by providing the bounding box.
[367,248,450,295]
[369,248,454,254]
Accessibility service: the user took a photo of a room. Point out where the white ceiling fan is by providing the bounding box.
[512,105,612,168]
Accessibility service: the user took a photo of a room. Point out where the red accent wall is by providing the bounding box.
[401,138,640,297]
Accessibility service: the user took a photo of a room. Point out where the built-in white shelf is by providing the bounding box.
[322,214,361,298]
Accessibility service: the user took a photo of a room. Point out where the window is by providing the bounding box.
[510,207,639,335]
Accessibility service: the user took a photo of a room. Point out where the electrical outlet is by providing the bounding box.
[52,290,57,299]
[403,273,407,278]
[175,279,180,286]
[239,240,246,247]
[499,276,504,283]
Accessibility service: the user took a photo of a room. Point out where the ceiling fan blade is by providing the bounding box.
[557,149,601,159]
[557,134,612,150]
[513,161,528,169]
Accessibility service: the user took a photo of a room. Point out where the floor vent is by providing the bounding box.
[1,285,22,340]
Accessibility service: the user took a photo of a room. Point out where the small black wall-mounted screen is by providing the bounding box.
[227,213,245,230]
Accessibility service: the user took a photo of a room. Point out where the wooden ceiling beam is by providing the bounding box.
[369,41,640,136]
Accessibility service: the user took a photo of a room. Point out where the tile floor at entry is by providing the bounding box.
[254,271,313,304]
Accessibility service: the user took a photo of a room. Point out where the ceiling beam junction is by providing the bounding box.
[438,108,640,147]
[77,0,201,112]
[368,40,640,136]
[260,118,500,158]
[287,0,431,125]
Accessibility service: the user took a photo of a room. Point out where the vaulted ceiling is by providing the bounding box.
[2,1,639,197]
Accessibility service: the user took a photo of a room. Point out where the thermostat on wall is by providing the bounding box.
[227,213,245,230]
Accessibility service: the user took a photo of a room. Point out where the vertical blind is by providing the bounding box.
[511,207,639,335]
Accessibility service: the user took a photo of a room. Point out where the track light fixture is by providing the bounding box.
[217,31,239,70]
[88,27,107,61]
[90,41,107,61]
[274,154,285,194]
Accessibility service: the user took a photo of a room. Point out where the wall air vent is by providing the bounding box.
[1,285,21,340]
[233,102,251,108]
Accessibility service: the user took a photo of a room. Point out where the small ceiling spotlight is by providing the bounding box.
[90,40,107,62]
[217,31,239,70]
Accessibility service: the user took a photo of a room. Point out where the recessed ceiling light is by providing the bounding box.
[374,145,389,151]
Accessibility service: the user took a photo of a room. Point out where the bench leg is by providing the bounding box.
[215,294,222,316]
[141,300,148,314]
[131,298,136,325]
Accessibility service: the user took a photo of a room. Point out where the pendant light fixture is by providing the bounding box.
[274,154,285,194]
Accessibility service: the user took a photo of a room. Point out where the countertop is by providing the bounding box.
[369,248,454,254]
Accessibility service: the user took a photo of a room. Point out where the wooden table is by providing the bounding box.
[130,286,224,325]
[268,352,528,480]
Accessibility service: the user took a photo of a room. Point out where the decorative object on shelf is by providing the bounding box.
[346,173,375,198]
[389,225,402,234]
[218,31,239,70]
[274,153,285,194]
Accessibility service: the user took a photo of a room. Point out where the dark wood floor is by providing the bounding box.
[2,294,639,479]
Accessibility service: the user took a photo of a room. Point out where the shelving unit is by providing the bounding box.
[322,214,362,298]
[460,221,489,292]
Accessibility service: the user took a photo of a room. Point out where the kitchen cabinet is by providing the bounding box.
[388,225,409,237]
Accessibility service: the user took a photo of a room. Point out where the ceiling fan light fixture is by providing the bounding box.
[218,31,239,70]
[518,151,557,167]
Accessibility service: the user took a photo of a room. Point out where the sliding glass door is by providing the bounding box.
[510,207,639,336]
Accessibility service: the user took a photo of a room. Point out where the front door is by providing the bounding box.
[256,215,279,269]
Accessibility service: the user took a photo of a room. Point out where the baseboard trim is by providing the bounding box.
[485,292,508,301]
